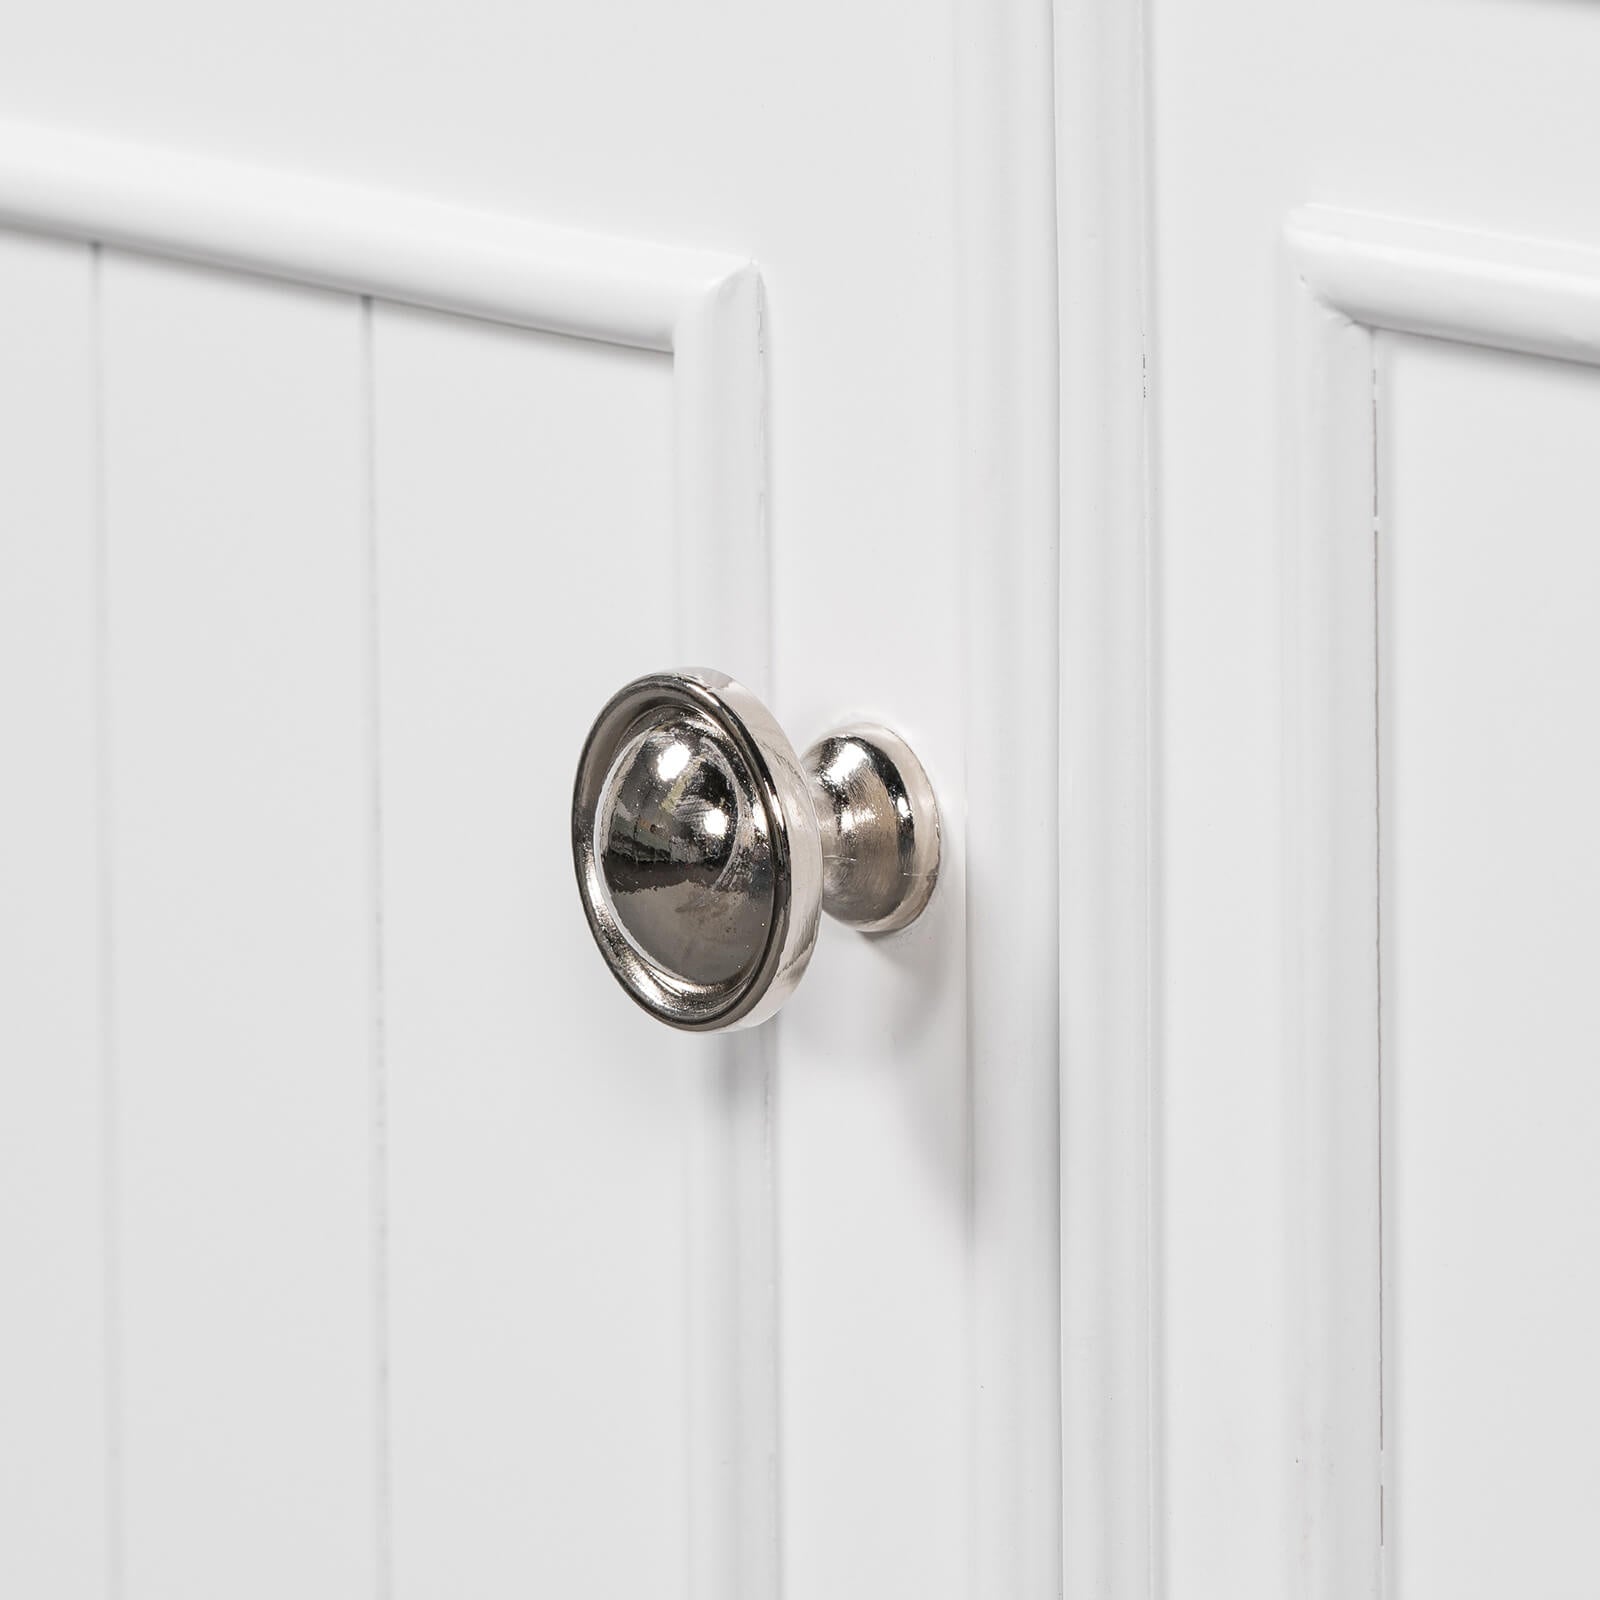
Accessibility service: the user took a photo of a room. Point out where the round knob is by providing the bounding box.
[571,669,940,1031]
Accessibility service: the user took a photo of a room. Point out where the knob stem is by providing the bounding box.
[804,725,940,934]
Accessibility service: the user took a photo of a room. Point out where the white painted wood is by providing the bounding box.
[1291,207,1600,367]
[0,118,745,351]
[0,160,773,1596]
[0,126,774,1594]
[774,832,970,1595]
[665,281,779,1600]
[100,252,378,1596]
[372,304,694,1599]
[1281,274,1382,1600]
[1144,0,1600,1576]
[669,268,780,1600]
[1378,333,1600,1598]
[1055,1,1155,1592]
[0,2,1065,1592]
[0,230,107,1598]
[1279,209,1600,1595]
[956,1,1062,1595]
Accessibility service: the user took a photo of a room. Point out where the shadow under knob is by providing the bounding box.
[572,669,940,1032]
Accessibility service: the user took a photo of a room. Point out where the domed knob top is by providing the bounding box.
[572,670,938,1032]
[595,708,777,988]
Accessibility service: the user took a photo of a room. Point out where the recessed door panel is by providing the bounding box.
[0,229,105,1600]
[100,251,378,1598]
[1378,333,1600,1596]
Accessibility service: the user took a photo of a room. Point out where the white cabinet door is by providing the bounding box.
[0,6,1059,1600]
[1117,3,1600,1596]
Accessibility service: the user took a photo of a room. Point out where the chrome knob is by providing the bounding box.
[571,669,940,1031]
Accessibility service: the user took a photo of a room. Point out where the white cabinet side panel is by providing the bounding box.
[100,253,377,1597]
[0,231,107,1597]
[1378,333,1600,1598]
[371,304,690,1600]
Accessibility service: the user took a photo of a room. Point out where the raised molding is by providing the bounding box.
[0,116,773,1600]
[1291,206,1600,366]
[1283,205,1600,1598]
[0,119,747,348]
[0,122,766,674]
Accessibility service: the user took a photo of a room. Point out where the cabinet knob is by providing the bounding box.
[572,669,940,1032]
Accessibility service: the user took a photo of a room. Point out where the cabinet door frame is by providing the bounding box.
[0,0,1072,1575]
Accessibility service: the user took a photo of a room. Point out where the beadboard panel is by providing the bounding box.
[0,178,769,1594]
[0,230,107,1599]
[370,303,691,1600]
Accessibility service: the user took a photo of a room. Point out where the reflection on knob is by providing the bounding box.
[572,669,940,1032]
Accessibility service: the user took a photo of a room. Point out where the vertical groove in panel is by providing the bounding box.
[361,294,395,1600]
[89,239,125,1600]
[101,251,376,1599]
[0,228,108,1600]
